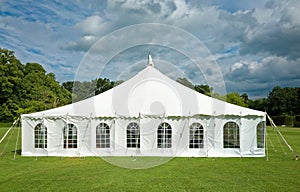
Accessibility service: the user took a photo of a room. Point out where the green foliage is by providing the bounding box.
[248,86,300,116]
[194,84,212,96]
[0,122,11,127]
[226,92,248,107]
[240,93,249,105]
[1,47,299,121]
[176,77,195,90]
[63,78,118,102]
[272,115,294,126]
[294,115,300,127]
[0,48,71,121]
[0,48,24,122]
[211,92,226,101]
[18,62,71,114]
[0,99,19,122]
[267,86,299,116]
[249,98,268,112]
[95,78,115,95]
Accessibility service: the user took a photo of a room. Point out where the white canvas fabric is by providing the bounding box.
[21,58,266,157]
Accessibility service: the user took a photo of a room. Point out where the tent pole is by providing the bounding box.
[267,114,298,160]
[264,117,269,161]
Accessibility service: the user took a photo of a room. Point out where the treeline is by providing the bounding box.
[0,48,71,122]
[1,47,299,123]
[176,78,300,117]
[0,48,123,122]
[62,79,123,102]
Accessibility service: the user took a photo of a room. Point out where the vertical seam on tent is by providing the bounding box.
[111,118,115,155]
[187,113,191,158]
[136,113,141,156]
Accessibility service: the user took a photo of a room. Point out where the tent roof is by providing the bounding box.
[22,56,265,118]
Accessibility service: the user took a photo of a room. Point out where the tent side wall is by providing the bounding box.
[21,115,266,157]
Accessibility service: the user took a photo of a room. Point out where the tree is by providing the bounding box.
[240,93,249,106]
[194,84,212,96]
[71,80,97,102]
[95,78,115,95]
[18,62,72,114]
[249,98,268,112]
[176,78,195,90]
[296,88,300,115]
[0,48,72,122]
[62,81,74,93]
[0,48,24,122]
[226,92,248,107]
[64,78,117,102]
[267,86,298,115]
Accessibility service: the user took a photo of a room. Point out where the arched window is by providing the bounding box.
[257,121,266,148]
[127,122,140,148]
[157,122,172,148]
[223,122,240,148]
[63,123,77,149]
[96,123,110,148]
[189,122,204,149]
[34,123,47,148]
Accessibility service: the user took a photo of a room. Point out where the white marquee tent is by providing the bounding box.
[21,55,266,157]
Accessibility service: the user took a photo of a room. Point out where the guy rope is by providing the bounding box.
[267,114,298,160]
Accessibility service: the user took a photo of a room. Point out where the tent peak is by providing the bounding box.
[147,52,154,67]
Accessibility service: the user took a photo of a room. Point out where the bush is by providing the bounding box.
[294,115,300,127]
[272,115,294,126]
[0,122,12,127]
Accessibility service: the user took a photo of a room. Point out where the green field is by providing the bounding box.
[0,125,299,192]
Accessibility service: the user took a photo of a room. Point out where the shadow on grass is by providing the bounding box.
[12,149,21,155]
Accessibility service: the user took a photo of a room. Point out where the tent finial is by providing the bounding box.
[147,52,154,67]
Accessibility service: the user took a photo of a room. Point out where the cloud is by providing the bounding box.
[63,35,99,52]
[75,15,108,36]
[240,0,300,59]
[1,0,300,98]
[226,56,300,97]
[210,0,269,12]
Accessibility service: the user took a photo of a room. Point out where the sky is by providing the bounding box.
[0,0,299,98]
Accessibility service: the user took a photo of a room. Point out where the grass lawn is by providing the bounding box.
[0,125,299,191]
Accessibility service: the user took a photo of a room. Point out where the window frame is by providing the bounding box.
[126,122,140,148]
[157,122,172,148]
[96,123,110,148]
[189,122,204,149]
[63,123,78,149]
[223,121,240,148]
[257,121,266,148]
[34,123,47,148]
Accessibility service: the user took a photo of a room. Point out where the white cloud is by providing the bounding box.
[241,0,300,59]
[226,56,300,97]
[75,15,108,36]
[1,0,300,98]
